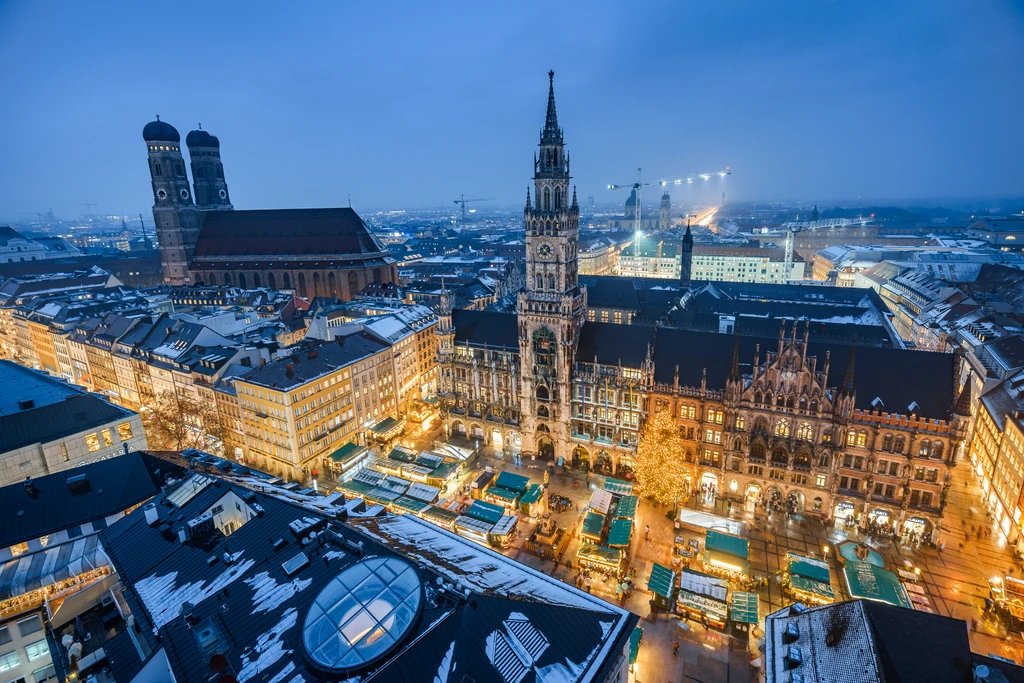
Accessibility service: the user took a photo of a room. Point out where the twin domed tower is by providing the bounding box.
[143,118,233,284]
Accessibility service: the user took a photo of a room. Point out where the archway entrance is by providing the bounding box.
[492,429,503,449]
[537,435,554,460]
[572,445,589,469]
[595,451,612,475]
[452,420,466,435]
[787,490,805,514]
[745,484,762,511]
[765,485,784,511]
[903,516,931,541]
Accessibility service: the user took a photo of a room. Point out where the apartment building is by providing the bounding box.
[233,332,397,479]
[690,246,804,284]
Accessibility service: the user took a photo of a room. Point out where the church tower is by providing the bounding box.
[143,118,201,285]
[680,221,693,290]
[186,126,233,209]
[659,191,671,229]
[517,71,587,461]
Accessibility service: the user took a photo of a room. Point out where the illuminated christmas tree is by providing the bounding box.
[635,408,686,506]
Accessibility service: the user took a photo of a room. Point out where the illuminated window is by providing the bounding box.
[102,429,114,447]
[0,651,19,673]
[9,542,28,557]
[26,639,48,662]
[85,433,101,452]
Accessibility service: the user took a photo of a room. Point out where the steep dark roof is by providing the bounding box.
[185,128,219,148]
[580,275,679,311]
[648,328,956,418]
[240,333,389,390]
[0,226,29,245]
[862,600,974,683]
[577,322,654,368]
[452,309,519,350]
[0,452,183,547]
[192,208,388,259]
[142,119,180,143]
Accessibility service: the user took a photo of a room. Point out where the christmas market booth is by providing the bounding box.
[577,543,624,575]
[675,569,729,629]
[367,415,406,443]
[488,514,519,548]
[426,461,461,492]
[581,511,606,543]
[483,470,531,510]
[455,500,507,545]
[991,576,1024,632]
[607,518,633,550]
[728,591,760,640]
[421,505,459,531]
[647,562,677,610]
[603,477,634,496]
[703,530,750,576]
[784,553,835,605]
[470,471,496,499]
[614,495,638,521]
[519,483,546,517]
[325,442,371,482]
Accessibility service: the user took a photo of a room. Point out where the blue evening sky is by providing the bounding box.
[1,1,1022,218]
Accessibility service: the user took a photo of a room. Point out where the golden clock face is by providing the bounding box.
[538,242,553,259]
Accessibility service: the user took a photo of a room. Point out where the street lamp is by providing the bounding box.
[822,545,830,559]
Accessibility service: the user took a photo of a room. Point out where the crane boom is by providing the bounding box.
[452,195,496,226]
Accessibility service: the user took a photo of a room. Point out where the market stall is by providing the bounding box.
[488,514,519,548]
[494,471,531,495]
[703,530,750,576]
[326,442,371,482]
[675,569,728,629]
[991,576,1024,632]
[614,495,638,520]
[603,477,634,496]
[483,485,521,510]
[391,496,430,516]
[647,562,676,610]
[421,505,459,530]
[470,471,496,499]
[581,511,606,543]
[368,415,406,442]
[455,514,494,545]
[589,488,614,514]
[784,553,835,605]
[427,461,461,491]
[607,518,633,550]
[577,543,624,575]
[629,626,643,676]
[519,484,545,517]
[729,591,759,640]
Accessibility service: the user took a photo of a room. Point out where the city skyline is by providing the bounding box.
[1,1,1023,218]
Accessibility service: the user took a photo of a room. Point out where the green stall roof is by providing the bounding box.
[729,591,760,625]
[607,518,633,548]
[466,499,505,525]
[337,480,375,497]
[604,477,634,496]
[787,553,831,584]
[329,441,368,464]
[428,461,461,482]
[392,496,430,515]
[520,483,544,506]
[370,416,401,434]
[485,486,520,502]
[387,445,418,462]
[648,562,676,599]
[615,495,638,520]
[495,470,531,493]
[843,561,911,609]
[705,530,749,560]
[582,511,605,540]
[629,627,643,665]
[789,575,835,601]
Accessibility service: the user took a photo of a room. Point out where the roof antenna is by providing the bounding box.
[348,193,352,208]
[155,114,160,121]
[198,122,202,129]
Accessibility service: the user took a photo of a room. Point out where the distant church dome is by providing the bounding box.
[143,119,180,143]
[186,129,220,148]
[625,188,637,209]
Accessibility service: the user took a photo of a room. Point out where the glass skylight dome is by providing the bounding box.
[303,556,423,671]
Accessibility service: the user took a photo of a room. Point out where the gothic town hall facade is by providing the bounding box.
[436,72,970,540]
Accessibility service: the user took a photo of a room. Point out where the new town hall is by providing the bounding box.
[437,72,971,540]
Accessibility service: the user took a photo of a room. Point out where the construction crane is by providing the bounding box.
[452,195,495,227]
[781,217,869,279]
[608,167,732,256]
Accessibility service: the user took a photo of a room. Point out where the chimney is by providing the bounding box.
[17,399,34,410]
[144,502,159,526]
[24,477,38,499]
[309,349,319,360]
[285,363,295,378]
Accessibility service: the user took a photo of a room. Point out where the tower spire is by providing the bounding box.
[543,70,560,140]
[729,326,741,382]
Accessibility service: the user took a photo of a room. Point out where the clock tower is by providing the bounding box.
[143,118,201,285]
[517,71,587,461]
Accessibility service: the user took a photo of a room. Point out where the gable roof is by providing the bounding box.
[192,208,389,259]
[452,309,519,350]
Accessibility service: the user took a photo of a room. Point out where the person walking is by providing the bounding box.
[673,642,679,656]
[645,525,650,540]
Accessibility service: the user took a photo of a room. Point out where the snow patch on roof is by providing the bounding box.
[433,640,455,683]
[134,557,256,628]
[237,607,298,683]
[244,571,313,614]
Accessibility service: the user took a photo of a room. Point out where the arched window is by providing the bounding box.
[536,386,549,401]
[918,440,930,457]
[283,272,291,289]
[799,397,807,411]
[253,273,261,288]
[777,394,785,406]
[554,189,562,210]
[535,274,544,290]
[313,272,322,297]
[154,162,162,176]
[268,273,277,290]
[797,423,813,441]
[774,420,790,437]
[754,392,762,405]
[297,272,307,298]
[856,430,867,447]
[753,417,768,433]
[373,268,381,284]
[224,272,232,286]
[786,396,795,409]
[847,431,856,446]
[546,149,552,167]
[771,447,788,465]
[327,272,337,297]
[537,405,549,418]
[893,435,905,454]
[237,273,246,289]
[882,434,893,452]
[734,437,743,451]
[932,442,944,459]
[543,188,551,211]
[547,274,555,291]
[347,271,358,296]
[750,442,766,460]
[810,399,819,412]
[794,450,811,467]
